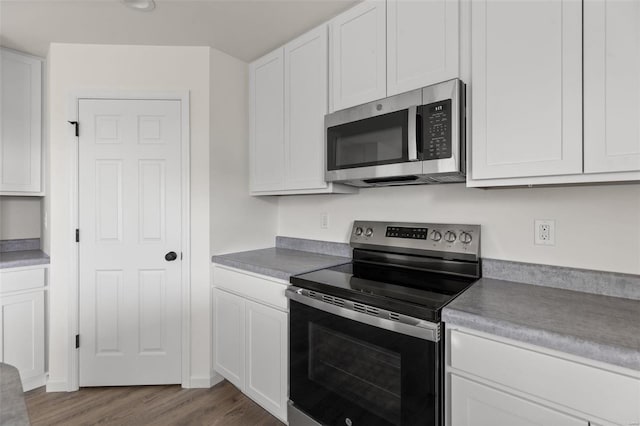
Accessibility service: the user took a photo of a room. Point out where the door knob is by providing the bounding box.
[165,251,178,261]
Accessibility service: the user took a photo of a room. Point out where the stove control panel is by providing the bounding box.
[351,221,481,261]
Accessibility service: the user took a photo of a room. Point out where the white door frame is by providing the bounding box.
[67,90,191,390]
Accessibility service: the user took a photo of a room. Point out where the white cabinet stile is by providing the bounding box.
[249,48,286,193]
[386,0,459,96]
[469,0,582,180]
[584,0,640,173]
[0,48,43,195]
[330,0,387,111]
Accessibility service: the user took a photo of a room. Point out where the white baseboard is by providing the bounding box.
[45,378,70,392]
[22,374,47,392]
[187,372,224,389]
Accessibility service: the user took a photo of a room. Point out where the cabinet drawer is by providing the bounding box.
[449,329,640,425]
[213,265,288,311]
[0,268,46,293]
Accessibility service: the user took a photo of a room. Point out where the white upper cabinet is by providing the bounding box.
[284,25,329,191]
[250,48,286,192]
[330,0,387,111]
[250,26,355,195]
[584,0,640,173]
[470,0,583,180]
[387,0,459,96]
[0,48,42,194]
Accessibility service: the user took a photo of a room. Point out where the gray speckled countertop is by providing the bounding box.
[0,250,49,269]
[0,363,30,425]
[212,247,351,281]
[443,278,640,371]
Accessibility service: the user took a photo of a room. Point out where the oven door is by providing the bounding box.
[287,290,441,426]
[325,89,423,183]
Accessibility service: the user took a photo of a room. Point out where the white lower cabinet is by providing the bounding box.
[212,265,288,423]
[0,266,47,391]
[446,327,640,426]
[450,375,586,426]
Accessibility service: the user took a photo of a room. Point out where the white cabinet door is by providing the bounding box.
[584,0,640,173]
[0,48,42,194]
[330,0,386,111]
[244,299,288,422]
[470,0,582,180]
[284,25,329,191]
[250,48,285,192]
[450,375,587,426]
[0,290,45,391]
[387,0,459,96]
[213,288,245,389]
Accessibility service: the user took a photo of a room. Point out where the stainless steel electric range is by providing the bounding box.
[286,221,481,426]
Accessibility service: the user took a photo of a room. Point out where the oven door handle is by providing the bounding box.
[286,286,440,342]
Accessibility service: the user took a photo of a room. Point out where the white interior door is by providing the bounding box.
[78,98,182,386]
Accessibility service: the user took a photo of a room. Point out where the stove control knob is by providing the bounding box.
[365,227,374,237]
[355,227,363,236]
[430,230,442,241]
[444,231,457,243]
[459,232,473,244]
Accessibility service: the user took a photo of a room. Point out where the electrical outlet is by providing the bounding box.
[534,219,555,246]
[320,212,329,229]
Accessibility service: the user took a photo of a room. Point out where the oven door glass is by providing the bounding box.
[289,300,440,426]
[327,110,409,170]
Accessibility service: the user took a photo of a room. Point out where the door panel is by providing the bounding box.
[387,0,459,95]
[284,25,329,190]
[584,0,640,172]
[470,0,582,179]
[79,99,182,386]
[331,1,387,111]
[250,49,286,192]
[450,375,587,426]
[0,49,42,193]
[245,299,287,421]
[213,288,245,389]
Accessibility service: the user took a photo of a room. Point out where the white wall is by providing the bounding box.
[46,43,212,390]
[207,48,277,381]
[0,196,41,240]
[278,183,640,275]
[209,49,278,256]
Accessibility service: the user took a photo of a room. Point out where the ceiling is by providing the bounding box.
[0,0,359,62]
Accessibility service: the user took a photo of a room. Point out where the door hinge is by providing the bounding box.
[75,334,80,349]
[68,121,79,137]
[75,229,79,243]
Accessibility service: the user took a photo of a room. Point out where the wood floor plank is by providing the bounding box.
[24,380,285,426]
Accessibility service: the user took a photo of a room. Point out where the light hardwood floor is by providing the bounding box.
[25,380,285,426]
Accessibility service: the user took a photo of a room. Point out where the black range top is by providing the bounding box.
[291,261,477,322]
[290,220,482,323]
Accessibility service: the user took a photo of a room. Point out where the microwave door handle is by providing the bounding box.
[408,105,419,161]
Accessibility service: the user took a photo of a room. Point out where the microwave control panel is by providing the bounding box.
[422,99,452,160]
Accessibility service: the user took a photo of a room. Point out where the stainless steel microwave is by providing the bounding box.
[325,79,465,187]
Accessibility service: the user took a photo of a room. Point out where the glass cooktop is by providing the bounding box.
[290,262,478,322]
